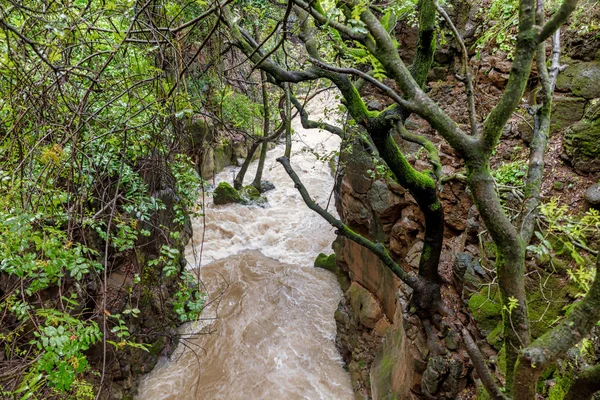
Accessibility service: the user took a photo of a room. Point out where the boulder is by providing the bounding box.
[240,185,267,205]
[556,61,600,99]
[564,101,600,174]
[585,183,600,206]
[550,96,586,133]
[314,253,337,273]
[213,182,242,205]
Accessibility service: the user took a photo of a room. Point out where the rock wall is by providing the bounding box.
[185,116,253,180]
[332,138,474,399]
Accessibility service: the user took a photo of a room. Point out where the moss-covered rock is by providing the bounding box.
[240,185,267,205]
[564,100,600,174]
[239,185,260,200]
[213,182,242,205]
[314,253,337,272]
[556,61,600,99]
[550,96,586,133]
[468,292,502,335]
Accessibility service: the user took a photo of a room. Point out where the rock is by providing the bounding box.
[374,317,391,336]
[556,61,600,99]
[468,292,502,336]
[370,301,415,400]
[422,356,448,396]
[214,143,233,173]
[550,96,586,133]
[553,181,566,191]
[564,101,600,173]
[260,180,276,192]
[367,99,384,111]
[585,183,600,206]
[239,185,260,200]
[445,329,460,350]
[213,182,242,205]
[240,185,267,205]
[455,252,487,291]
[346,282,383,329]
[314,253,336,273]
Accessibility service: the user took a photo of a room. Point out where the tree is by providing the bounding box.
[218,0,599,397]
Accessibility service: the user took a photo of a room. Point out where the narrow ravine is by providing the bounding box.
[136,92,354,399]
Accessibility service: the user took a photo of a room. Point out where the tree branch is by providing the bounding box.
[277,156,424,292]
[519,23,561,244]
[435,1,478,136]
[539,0,579,42]
[565,363,600,400]
[396,122,442,181]
[461,327,509,400]
[290,96,344,137]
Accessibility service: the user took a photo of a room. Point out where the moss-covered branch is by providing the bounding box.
[481,0,537,153]
[519,19,562,243]
[565,363,600,400]
[396,123,442,181]
[539,0,579,42]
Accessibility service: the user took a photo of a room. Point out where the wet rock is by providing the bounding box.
[213,182,242,205]
[346,282,383,329]
[584,183,600,206]
[314,253,337,272]
[260,180,276,192]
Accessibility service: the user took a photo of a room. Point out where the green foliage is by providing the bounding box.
[173,271,205,322]
[492,160,527,187]
[220,87,263,133]
[0,0,210,396]
[473,0,519,58]
[528,199,600,306]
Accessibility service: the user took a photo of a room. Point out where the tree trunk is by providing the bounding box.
[251,69,270,192]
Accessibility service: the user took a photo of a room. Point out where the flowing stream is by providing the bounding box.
[136,92,354,399]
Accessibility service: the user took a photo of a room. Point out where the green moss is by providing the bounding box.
[314,253,337,273]
[240,185,260,201]
[468,291,502,334]
[497,346,507,376]
[428,201,441,212]
[486,322,504,349]
[527,273,578,338]
[380,353,394,377]
[476,379,492,400]
[213,182,243,205]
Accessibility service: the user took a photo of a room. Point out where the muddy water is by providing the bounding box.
[136,92,354,399]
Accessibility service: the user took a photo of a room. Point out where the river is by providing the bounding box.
[136,92,354,399]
